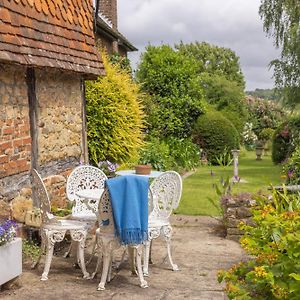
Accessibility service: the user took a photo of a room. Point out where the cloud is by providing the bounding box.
[118,0,278,90]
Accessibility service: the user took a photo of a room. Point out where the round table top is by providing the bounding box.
[115,170,163,178]
[75,188,104,201]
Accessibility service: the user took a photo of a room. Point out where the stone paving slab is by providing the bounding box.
[1,216,246,300]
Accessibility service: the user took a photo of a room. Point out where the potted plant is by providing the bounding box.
[0,219,22,286]
[98,160,119,178]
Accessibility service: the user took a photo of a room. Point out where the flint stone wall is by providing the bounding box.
[222,193,256,241]
[0,65,83,219]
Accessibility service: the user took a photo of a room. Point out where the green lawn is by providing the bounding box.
[176,151,283,216]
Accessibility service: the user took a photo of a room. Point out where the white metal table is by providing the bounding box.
[115,170,163,178]
[76,188,104,201]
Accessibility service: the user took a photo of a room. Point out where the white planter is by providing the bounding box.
[0,238,22,286]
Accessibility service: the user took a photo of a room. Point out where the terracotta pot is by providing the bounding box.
[135,164,152,175]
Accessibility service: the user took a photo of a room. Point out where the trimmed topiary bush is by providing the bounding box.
[85,52,145,165]
[272,117,300,164]
[193,110,239,164]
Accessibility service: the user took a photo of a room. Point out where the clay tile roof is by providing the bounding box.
[0,0,105,78]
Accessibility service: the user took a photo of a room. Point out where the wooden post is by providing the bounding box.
[81,78,89,164]
[26,67,39,207]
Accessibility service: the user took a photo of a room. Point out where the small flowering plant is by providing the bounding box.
[98,160,118,177]
[0,219,17,246]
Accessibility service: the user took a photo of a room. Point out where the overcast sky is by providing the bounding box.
[117,0,279,91]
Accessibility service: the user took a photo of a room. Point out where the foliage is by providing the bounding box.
[218,189,300,299]
[259,128,275,144]
[272,116,300,164]
[85,52,145,165]
[176,43,247,137]
[259,1,300,108]
[193,110,239,164]
[109,52,132,73]
[283,145,300,185]
[215,148,233,167]
[246,88,281,101]
[176,41,245,88]
[98,160,118,177]
[137,45,205,138]
[22,239,41,262]
[0,219,17,246]
[166,137,200,171]
[138,136,199,172]
[245,96,285,138]
[51,206,71,217]
[138,136,173,171]
[242,122,258,149]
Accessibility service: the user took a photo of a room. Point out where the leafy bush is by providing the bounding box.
[137,45,205,138]
[193,110,239,164]
[166,137,200,171]
[283,145,300,184]
[138,136,200,172]
[85,52,145,165]
[218,189,300,299]
[272,117,300,164]
[138,137,173,171]
[245,96,285,138]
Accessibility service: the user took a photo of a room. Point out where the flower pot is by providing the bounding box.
[0,238,22,285]
[135,164,152,175]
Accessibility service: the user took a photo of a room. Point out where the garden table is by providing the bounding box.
[115,170,163,178]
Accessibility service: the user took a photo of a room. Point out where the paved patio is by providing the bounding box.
[1,216,246,300]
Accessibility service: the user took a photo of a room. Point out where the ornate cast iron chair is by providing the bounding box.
[143,171,182,276]
[92,187,149,291]
[66,165,107,221]
[31,169,89,281]
[64,165,107,259]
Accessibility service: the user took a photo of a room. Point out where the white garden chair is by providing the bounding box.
[143,171,182,276]
[66,165,107,221]
[92,183,149,291]
[31,169,89,281]
[64,165,107,260]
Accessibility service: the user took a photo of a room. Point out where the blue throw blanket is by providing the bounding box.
[106,175,149,245]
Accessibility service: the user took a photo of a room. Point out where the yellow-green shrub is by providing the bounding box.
[85,53,145,165]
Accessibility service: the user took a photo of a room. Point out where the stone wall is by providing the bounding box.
[36,69,83,166]
[0,65,84,220]
[222,193,256,241]
[0,64,31,205]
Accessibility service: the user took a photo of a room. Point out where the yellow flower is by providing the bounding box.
[254,266,268,278]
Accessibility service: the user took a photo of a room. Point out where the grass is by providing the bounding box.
[175,150,283,216]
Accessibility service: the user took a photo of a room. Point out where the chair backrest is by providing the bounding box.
[150,171,182,219]
[32,169,52,224]
[97,187,115,234]
[66,165,107,217]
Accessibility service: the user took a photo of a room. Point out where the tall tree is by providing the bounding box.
[259,0,300,107]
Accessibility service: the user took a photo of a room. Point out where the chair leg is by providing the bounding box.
[71,230,89,279]
[97,246,111,291]
[128,246,137,275]
[135,245,148,288]
[91,237,102,279]
[162,225,179,271]
[41,230,66,280]
[86,234,98,266]
[31,231,46,269]
[143,240,151,276]
[63,241,73,258]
